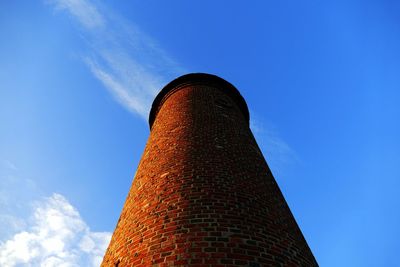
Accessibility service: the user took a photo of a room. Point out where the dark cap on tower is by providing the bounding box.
[149,73,250,129]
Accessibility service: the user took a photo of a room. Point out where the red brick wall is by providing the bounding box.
[101,78,317,266]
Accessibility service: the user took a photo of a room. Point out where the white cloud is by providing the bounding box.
[47,0,185,120]
[0,194,111,267]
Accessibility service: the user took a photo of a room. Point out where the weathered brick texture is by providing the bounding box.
[101,74,318,267]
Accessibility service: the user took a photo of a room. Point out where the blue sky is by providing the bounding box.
[1,0,399,266]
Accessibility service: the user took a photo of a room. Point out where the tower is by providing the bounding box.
[101,73,317,266]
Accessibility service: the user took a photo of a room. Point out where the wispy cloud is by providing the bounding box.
[0,194,111,267]
[2,160,17,171]
[47,0,104,29]
[250,114,299,176]
[47,0,185,120]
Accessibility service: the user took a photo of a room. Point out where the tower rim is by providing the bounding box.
[149,73,250,129]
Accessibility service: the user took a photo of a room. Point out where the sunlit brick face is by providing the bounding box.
[101,74,317,267]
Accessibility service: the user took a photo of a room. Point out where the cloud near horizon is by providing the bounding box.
[0,194,111,267]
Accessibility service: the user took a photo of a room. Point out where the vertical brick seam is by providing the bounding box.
[101,82,318,267]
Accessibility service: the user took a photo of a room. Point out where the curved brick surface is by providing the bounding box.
[101,75,318,267]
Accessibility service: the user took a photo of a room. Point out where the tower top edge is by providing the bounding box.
[148,73,250,129]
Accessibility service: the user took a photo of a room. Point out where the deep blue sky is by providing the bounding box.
[1,1,400,266]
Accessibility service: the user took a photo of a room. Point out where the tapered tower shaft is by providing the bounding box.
[101,73,317,266]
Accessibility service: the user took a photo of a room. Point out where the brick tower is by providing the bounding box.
[101,73,317,266]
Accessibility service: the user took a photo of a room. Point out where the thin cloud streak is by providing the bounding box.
[250,114,299,176]
[47,0,104,29]
[85,58,150,118]
[2,160,17,171]
[47,0,185,120]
